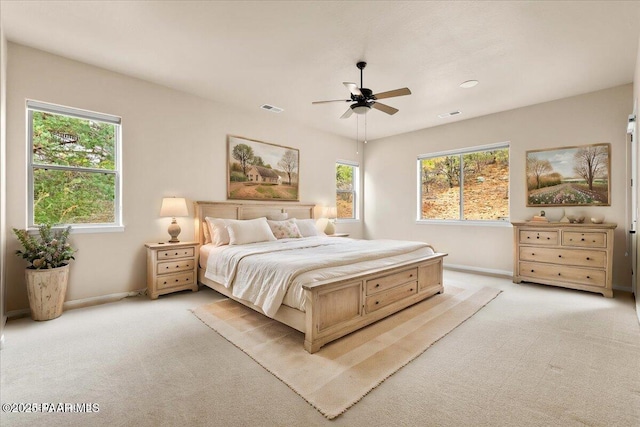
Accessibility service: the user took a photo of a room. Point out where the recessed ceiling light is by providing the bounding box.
[459,80,479,89]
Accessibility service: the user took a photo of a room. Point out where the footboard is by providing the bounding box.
[302,253,446,353]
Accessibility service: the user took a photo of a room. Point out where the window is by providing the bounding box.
[336,161,359,220]
[27,100,122,230]
[418,143,509,222]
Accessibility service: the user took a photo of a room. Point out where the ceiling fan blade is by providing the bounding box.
[372,87,411,100]
[371,102,399,115]
[312,99,351,104]
[340,107,354,119]
[343,82,362,97]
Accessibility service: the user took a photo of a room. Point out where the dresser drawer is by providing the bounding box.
[156,271,196,290]
[366,268,418,295]
[365,281,417,313]
[157,259,196,275]
[518,247,606,269]
[157,247,195,260]
[519,261,606,287]
[519,230,558,246]
[562,231,606,248]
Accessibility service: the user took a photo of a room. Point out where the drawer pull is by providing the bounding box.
[375,284,380,288]
[175,279,179,282]
[587,276,591,279]
[163,281,167,285]
[531,269,534,273]
[176,265,179,268]
[410,288,414,292]
[536,236,540,239]
[175,252,179,255]
[558,273,561,276]
[586,257,590,260]
[375,301,379,305]
[581,238,585,241]
[166,266,169,269]
[558,255,562,258]
[409,274,413,278]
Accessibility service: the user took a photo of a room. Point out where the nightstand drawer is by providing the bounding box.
[562,231,606,248]
[158,247,195,260]
[519,230,558,245]
[157,259,196,275]
[156,271,196,290]
[366,268,418,295]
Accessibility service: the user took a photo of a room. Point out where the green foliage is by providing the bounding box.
[31,111,117,225]
[230,171,248,182]
[336,164,353,191]
[232,144,254,176]
[13,224,76,269]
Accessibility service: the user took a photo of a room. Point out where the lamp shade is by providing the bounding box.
[160,197,188,218]
[324,206,337,219]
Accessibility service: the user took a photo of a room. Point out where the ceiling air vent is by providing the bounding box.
[260,104,284,113]
[438,110,461,118]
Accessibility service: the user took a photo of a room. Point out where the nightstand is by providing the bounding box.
[145,241,199,299]
[327,233,350,237]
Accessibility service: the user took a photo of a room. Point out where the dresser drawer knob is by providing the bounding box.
[581,238,585,241]
[586,257,590,260]
[531,269,534,273]
[409,274,413,278]
[558,255,562,258]
[410,288,414,292]
[175,252,179,255]
[375,301,379,305]
[175,279,179,282]
[375,283,380,288]
[558,273,561,276]
[586,276,591,279]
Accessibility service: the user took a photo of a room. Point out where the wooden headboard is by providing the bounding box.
[194,201,316,245]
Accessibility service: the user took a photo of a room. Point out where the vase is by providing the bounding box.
[25,264,69,321]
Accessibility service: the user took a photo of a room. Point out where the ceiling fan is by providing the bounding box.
[312,61,411,119]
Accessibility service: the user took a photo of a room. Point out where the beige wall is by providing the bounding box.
[365,85,634,290]
[5,43,363,312]
[1,20,7,342]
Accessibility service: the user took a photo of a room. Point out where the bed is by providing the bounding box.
[195,201,447,353]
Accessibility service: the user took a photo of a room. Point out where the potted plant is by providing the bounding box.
[13,224,76,321]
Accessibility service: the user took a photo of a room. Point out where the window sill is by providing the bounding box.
[28,224,125,234]
[415,219,510,227]
[336,218,360,224]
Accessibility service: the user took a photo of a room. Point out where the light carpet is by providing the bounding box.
[192,285,501,419]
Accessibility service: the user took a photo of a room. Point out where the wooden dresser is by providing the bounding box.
[511,221,616,297]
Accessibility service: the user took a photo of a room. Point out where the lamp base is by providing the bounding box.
[324,220,335,235]
[167,219,181,243]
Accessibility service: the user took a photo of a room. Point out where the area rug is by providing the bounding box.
[192,285,501,419]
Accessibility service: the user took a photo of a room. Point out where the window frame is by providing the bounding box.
[336,160,360,222]
[416,142,510,226]
[26,100,123,233]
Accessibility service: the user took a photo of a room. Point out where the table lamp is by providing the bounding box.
[160,197,188,242]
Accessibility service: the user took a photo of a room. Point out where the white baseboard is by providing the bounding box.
[6,288,146,320]
[444,263,512,278]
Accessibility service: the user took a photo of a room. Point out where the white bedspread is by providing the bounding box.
[203,237,434,317]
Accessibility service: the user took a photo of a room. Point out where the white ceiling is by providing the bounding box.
[2,1,640,141]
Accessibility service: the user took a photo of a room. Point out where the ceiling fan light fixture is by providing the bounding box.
[459,80,479,89]
[352,104,371,115]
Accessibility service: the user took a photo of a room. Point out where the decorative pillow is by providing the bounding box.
[205,217,233,247]
[267,219,303,239]
[227,217,277,245]
[294,218,322,237]
[267,212,289,221]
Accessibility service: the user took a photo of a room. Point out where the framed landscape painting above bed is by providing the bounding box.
[227,135,299,201]
[526,143,610,207]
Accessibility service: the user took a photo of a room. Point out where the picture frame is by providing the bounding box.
[526,143,610,207]
[227,135,299,201]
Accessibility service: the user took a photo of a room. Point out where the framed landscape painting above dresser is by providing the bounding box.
[526,143,610,207]
[512,221,616,297]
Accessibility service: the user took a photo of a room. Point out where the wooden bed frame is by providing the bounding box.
[195,201,447,353]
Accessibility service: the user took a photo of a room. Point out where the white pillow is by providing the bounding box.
[205,217,233,246]
[202,221,212,244]
[267,219,303,239]
[228,217,277,245]
[294,218,321,237]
